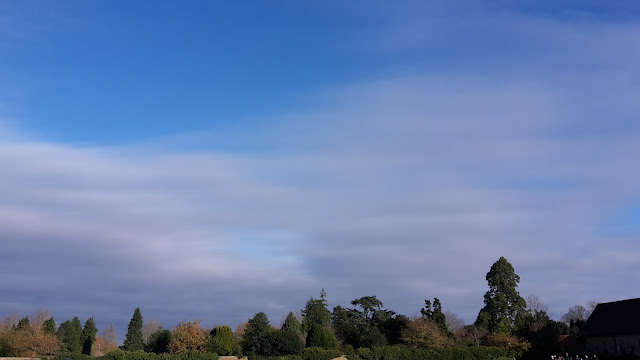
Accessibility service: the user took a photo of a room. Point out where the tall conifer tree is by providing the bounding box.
[43,317,57,335]
[475,257,526,332]
[123,308,144,351]
[58,317,83,353]
[82,317,98,355]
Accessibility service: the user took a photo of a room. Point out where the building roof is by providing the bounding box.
[579,298,640,337]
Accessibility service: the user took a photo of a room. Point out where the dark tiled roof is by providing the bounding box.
[579,298,640,337]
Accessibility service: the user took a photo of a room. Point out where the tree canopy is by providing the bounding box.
[81,317,98,355]
[302,289,332,332]
[476,257,526,333]
[207,325,237,356]
[240,312,273,357]
[168,320,207,354]
[123,308,144,351]
[421,298,450,336]
[58,316,83,354]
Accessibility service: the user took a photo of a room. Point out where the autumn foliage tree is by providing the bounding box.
[485,331,531,357]
[0,319,59,357]
[234,322,247,342]
[400,317,448,349]
[168,320,207,354]
[92,335,120,357]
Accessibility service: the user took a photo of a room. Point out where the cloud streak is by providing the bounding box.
[1,1,639,339]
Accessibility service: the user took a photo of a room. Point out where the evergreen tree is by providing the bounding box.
[381,314,409,345]
[146,329,171,354]
[43,317,57,335]
[207,325,237,356]
[305,323,338,350]
[421,298,450,336]
[58,317,83,353]
[281,312,302,338]
[332,306,359,347]
[335,295,400,348]
[16,316,30,330]
[276,313,303,355]
[70,317,83,353]
[81,317,98,355]
[475,257,526,332]
[360,326,387,348]
[57,321,70,349]
[302,289,331,332]
[270,329,303,356]
[123,308,144,351]
[240,312,273,357]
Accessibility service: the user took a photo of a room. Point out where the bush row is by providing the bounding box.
[346,346,509,360]
[248,347,342,360]
[246,345,510,360]
[94,350,221,360]
[53,353,96,360]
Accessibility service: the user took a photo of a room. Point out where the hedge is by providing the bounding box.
[98,350,221,360]
[247,347,341,360]
[345,345,509,360]
[53,353,95,360]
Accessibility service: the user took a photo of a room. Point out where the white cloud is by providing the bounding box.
[1,1,640,333]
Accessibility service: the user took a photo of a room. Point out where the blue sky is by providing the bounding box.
[1,0,640,340]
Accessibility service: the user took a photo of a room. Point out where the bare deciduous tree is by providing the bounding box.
[30,308,52,330]
[586,300,600,317]
[92,335,120,356]
[562,305,588,324]
[456,325,487,347]
[526,294,549,314]
[2,311,20,329]
[142,319,163,343]
[234,321,247,341]
[102,323,118,346]
[444,311,465,333]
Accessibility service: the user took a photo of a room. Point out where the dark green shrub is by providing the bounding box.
[355,347,373,360]
[248,356,304,360]
[302,347,342,360]
[341,344,354,356]
[371,345,413,360]
[270,329,304,356]
[101,349,220,360]
[341,345,509,360]
[146,329,172,354]
[305,324,338,350]
[54,353,95,360]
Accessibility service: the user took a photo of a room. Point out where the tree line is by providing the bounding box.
[0,257,598,359]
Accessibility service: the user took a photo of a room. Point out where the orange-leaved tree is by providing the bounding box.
[168,320,207,354]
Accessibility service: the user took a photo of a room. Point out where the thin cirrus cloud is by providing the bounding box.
[1,1,639,337]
